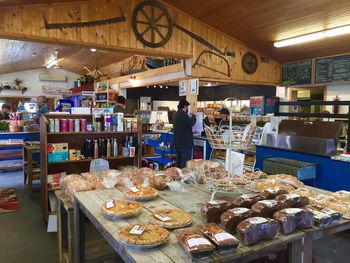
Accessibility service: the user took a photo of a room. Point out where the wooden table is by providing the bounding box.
[73,184,306,263]
[23,144,40,194]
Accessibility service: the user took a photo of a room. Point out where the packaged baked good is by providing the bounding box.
[269,174,304,189]
[164,167,182,181]
[232,193,263,208]
[149,209,192,229]
[244,171,268,180]
[325,201,350,219]
[101,200,143,219]
[100,169,123,188]
[289,188,316,198]
[60,174,94,202]
[331,190,350,202]
[305,205,341,227]
[275,194,309,208]
[123,186,158,201]
[148,172,172,190]
[273,208,314,234]
[201,200,236,224]
[260,189,289,199]
[198,223,239,254]
[81,172,105,189]
[247,179,295,193]
[251,199,288,218]
[220,207,252,234]
[118,224,169,248]
[175,227,214,260]
[237,217,279,245]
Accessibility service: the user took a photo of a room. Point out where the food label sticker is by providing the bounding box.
[285,208,303,214]
[285,194,299,199]
[248,217,268,224]
[105,200,115,209]
[154,213,172,222]
[233,207,250,214]
[187,237,211,248]
[130,187,139,193]
[214,232,234,242]
[240,194,258,199]
[258,200,277,207]
[129,225,145,235]
[208,200,219,205]
[265,189,278,194]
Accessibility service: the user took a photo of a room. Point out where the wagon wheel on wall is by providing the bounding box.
[131,0,173,48]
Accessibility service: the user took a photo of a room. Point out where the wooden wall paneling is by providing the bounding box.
[0,0,281,85]
[0,9,4,34]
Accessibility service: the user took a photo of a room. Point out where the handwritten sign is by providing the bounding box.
[90,158,110,173]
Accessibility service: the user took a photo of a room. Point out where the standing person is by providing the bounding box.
[37,95,49,117]
[0,103,11,120]
[173,100,196,168]
[113,96,126,113]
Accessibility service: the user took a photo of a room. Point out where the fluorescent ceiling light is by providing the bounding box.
[90,48,97,52]
[274,24,350,48]
[46,59,57,68]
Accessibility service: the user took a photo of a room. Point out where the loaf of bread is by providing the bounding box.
[175,227,214,260]
[260,189,289,199]
[148,173,173,190]
[251,200,288,218]
[220,207,252,234]
[198,223,239,254]
[201,200,236,224]
[237,217,279,245]
[275,194,309,208]
[273,208,314,234]
[164,167,182,181]
[269,174,304,189]
[232,193,263,208]
[305,205,341,227]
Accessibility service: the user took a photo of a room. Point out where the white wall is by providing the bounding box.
[0,68,79,98]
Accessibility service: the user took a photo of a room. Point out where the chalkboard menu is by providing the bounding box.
[282,60,312,86]
[315,54,350,83]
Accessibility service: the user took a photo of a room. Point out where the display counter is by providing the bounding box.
[255,144,350,192]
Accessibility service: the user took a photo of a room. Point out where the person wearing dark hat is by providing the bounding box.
[173,100,196,168]
[217,108,230,126]
[113,95,127,114]
[0,103,11,120]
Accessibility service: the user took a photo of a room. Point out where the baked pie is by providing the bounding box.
[101,200,143,219]
[118,224,170,246]
[149,209,192,228]
[123,186,158,201]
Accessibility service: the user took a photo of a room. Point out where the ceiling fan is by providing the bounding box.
[46,49,59,69]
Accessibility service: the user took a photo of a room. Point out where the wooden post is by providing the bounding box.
[186,94,198,113]
[74,199,85,263]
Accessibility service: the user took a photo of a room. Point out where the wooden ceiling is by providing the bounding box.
[1,0,350,63]
[163,0,350,62]
[0,38,132,74]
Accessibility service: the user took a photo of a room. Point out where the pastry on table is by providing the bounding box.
[149,209,192,228]
[123,186,158,201]
[101,200,143,219]
[118,224,170,246]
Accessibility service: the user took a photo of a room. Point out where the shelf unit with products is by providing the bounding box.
[40,114,142,221]
[94,82,118,108]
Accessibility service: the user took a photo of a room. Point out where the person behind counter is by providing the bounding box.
[113,96,126,113]
[0,103,11,120]
[217,107,230,126]
[173,100,196,168]
[37,95,50,117]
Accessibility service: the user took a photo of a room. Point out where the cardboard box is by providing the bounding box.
[48,143,69,163]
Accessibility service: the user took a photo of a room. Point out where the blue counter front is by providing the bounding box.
[256,145,350,192]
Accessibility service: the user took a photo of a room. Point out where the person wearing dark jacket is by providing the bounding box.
[173,100,196,168]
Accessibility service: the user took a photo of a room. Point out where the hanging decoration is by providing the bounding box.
[241,51,258,74]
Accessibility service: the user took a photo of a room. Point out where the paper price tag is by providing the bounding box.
[129,225,145,235]
[130,187,139,193]
[248,217,268,225]
[233,207,250,214]
[187,237,211,248]
[105,200,115,209]
[154,213,172,222]
[258,200,277,207]
[285,208,302,214]
[208,200,219,205]
[214,232,234,242]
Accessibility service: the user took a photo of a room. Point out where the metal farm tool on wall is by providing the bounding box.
[131,0,233,77]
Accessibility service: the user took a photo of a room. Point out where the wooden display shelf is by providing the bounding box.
[48,131,137,135]
[48,156,133,165]
[40,115,142,222]
[0,165,22,170]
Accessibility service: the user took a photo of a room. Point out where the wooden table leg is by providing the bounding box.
[74,199,85,263]
[288,238,303,263]
[303,234,313,263]
[68,207,74,263]
[58,200,63,263]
